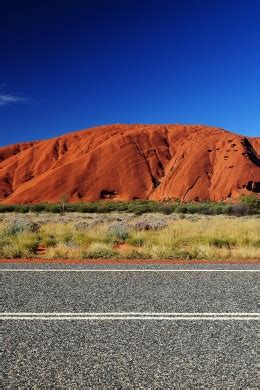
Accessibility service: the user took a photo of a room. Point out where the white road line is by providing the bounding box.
[0,269,259,272]
[2,312,259,316]
[1,316,259,320]
[1,312,259,321]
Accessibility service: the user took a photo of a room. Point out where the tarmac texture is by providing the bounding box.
[1,263,259,388]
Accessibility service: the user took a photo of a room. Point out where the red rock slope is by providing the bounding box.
[0,124,259,204]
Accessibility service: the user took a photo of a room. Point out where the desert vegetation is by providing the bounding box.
[0,196,259,216]
[0,209,259,260]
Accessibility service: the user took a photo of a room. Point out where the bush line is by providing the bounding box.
[0,196,259,216]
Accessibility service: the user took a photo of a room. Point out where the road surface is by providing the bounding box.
[1,263,259,388]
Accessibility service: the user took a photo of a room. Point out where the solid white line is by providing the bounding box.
[2,312,259,316]
[1,312,259,321]
[0,269,259,272]
[1,316,259,321]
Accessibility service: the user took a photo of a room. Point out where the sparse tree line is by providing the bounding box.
[0,195,259,216]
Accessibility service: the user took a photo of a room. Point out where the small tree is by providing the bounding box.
[59,194,69,213]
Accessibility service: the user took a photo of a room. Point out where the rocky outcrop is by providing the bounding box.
[0,124,259,204]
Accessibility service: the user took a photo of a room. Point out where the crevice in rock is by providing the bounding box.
[24,172,34,182]
[152,148,165,178]
[163,126,170,148]
[100,189,118,199]
[3,175,13,193]
[158,160,164,170]
[152,176,161,188]
[134,142,160,192]
[61,142,69,154]
[86,137,95,154]
[53,142,60,160]
[246,181,260,193]
[183,176,201,201]
[241,138,260,167]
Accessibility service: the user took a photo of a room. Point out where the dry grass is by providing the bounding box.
[0,213,259,260]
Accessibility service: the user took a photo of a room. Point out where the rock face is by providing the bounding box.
[0,124,259,204]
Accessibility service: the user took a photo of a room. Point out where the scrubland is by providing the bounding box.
[0,211,259,260]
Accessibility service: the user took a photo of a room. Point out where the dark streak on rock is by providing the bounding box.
[241,138,260,167]
[183,176,201,201]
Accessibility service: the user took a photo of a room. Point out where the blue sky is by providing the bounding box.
[0,0,259,146]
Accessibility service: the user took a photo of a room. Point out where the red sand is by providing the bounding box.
[0,124,259,203]
[1,258,259,265]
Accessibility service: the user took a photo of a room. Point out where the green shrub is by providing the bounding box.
[157,247,206,260]
[5,220,39,235]
[251,239,260,248]
[240,195,260,214]
[126,237,145,247]
[186,205,200,214]
[112,226,129,240]
[127,200,159,215]
[2,244,24,258]
[41,236,57,247]
[0,205,15,212]
[123,250,150,259]
[45,204,62,213]
[1,233,39,258]
[174,248,206,260]
[77,203,98,213]
[175,205,187,214]
[105,225,129,243]
[241,238,260,248]
[158,204,174,214]
[82,243,119,259]
[209,237,236,248]
[29,204,47,212]
[231,203,250,216]
[225,205,233,214]
[212,206,224,215]
[18,205,30,213]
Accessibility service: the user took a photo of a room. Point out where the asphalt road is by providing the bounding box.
[1,263,259,388]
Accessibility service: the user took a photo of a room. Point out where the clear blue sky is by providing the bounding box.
[0,0,259,146]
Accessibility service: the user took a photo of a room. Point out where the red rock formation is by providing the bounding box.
[0,124,259,204]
